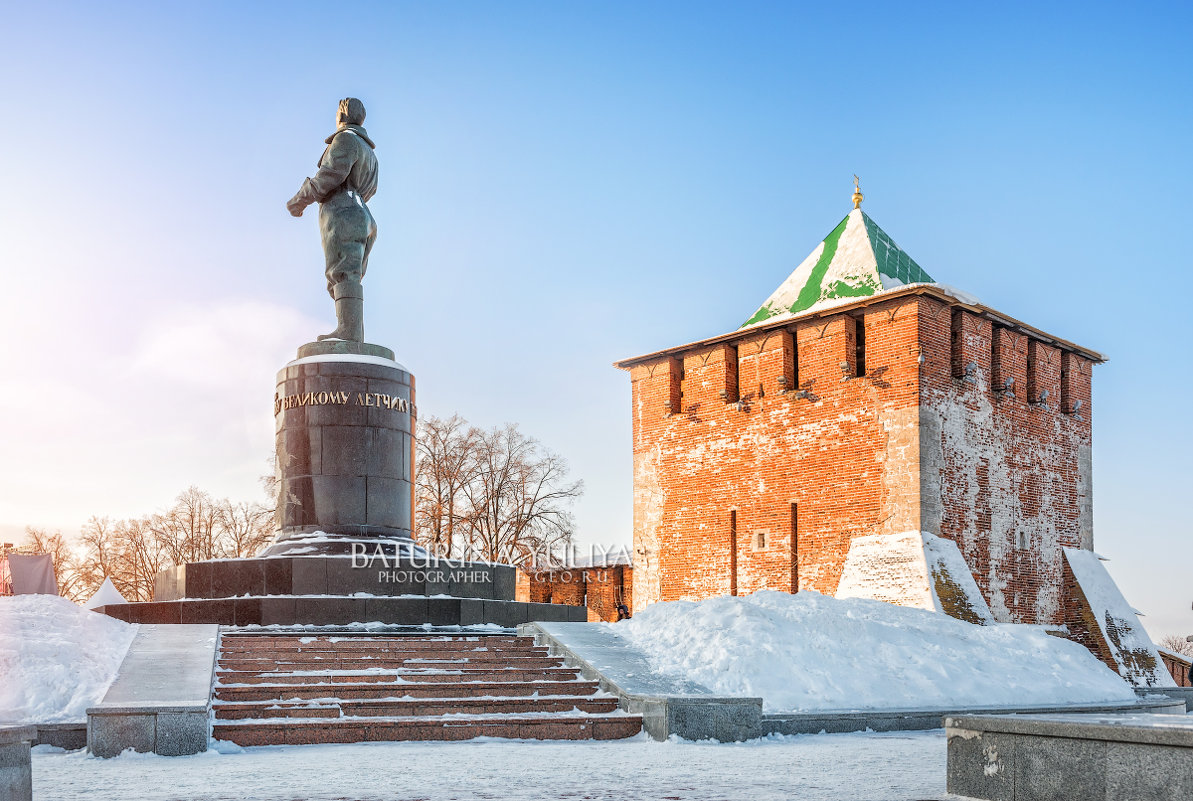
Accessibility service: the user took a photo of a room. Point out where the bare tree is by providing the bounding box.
[415,415,481,557]
[462,424,581,566]
[216,499,274,558]
[77,517,119,598]
[114,516,168,602]
[414,418,582,568]
[151,486,221,564]
[20,481,280,603]
[1159,634,1193,658]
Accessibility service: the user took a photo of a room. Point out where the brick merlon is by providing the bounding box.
[612,284,1106,370]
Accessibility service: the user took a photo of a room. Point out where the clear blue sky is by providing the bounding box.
[1,2,1189,637]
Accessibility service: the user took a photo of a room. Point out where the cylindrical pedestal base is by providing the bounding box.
[265,344,415,556]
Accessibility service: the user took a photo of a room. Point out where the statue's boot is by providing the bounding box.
[317,280,364,342]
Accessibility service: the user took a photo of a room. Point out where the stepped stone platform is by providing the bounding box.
[211,633,642,744]
[95,556,587,627]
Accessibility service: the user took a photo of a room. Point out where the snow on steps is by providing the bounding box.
[211,634,641,745]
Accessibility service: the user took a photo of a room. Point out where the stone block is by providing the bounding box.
[476,600,524,628]
[180,599,234,625]
[153,712,208,757]
[492,565,516,601]
[98,604,131,622]
[278,475,315,529]
[134,602,181,624]
[946,714,1193,801]
[425,598,463,626]
[0,738,32,801]
[1014,733,1106,801]
[324,557,368,596]
[0,741,30,771]
[367,427,405,479]
[1106,742,1193,799]
[526,601,583,623]
[232,598,263,626]
[182,561,214,599]
[319,426,368,474]
[423,563,449,596]
[88,713,155,758]
[370,562,425,597]
[669,698,764,742]
[447,565,495,600]
[365,476,408,530]
[947,728,1018,801]
[293,597,365,625]
[210,560,264,598]
[279,426,316,474]
[309,474,367,524]
[259,597,296,625]
[292,558,327,595]
[32,724,86,751]
[363,597,428,624]
[459,598,486,625]
[263,558,293,595]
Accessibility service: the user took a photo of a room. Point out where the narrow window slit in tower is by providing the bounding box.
[950,309,965,378]
[789,502,799,594]
[729,510,738,597]
[854,317,866,378]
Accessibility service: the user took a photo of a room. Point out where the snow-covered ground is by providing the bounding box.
[0,594,137,723]
[32,730,949,801]
[614,591,1136,712]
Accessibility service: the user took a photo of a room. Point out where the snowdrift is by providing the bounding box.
[614,591,1136,713]
[0,594,137,723]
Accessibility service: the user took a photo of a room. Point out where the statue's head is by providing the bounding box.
[336,98,366,128]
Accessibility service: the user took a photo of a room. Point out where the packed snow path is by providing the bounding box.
[32,730,951,801]
[213,633,641,744]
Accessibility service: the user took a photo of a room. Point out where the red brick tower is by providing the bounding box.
[616,187,1180,687]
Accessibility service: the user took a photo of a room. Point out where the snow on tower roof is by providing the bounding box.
[741,208,934,328]
[613,188,1106,370]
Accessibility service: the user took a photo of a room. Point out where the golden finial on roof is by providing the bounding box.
[852,174,864,209]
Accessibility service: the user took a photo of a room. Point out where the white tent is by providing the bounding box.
[84,577,128,609]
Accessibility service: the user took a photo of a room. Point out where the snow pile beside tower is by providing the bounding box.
[835,531,995,625]
[614,591,1135,713]
[1062,548,1174,688]
[0,594,137,723]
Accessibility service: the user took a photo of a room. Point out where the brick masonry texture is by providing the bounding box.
[518,566,633,622]
[625,292,1096,629]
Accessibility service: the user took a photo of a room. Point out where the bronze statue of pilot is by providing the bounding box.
[287,97,379,342]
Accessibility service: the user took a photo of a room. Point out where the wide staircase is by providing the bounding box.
[212,632,642,745]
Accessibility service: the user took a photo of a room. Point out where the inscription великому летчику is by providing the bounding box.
[274,390,412,415]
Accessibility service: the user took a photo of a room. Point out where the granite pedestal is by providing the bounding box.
[99,554,587,627]
[92,341,587,628]
[265,341,416,555]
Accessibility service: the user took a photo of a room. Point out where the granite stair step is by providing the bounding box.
[221,641,548,654]
[222,638,545,648]
[213,695,621,719]
[217,655,564,670]
[212,714,642,745]
[211,633,640,744]
[216,667,583,685]
[214,680,601,702]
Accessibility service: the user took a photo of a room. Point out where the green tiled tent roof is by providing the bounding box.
[742,208,933,328]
